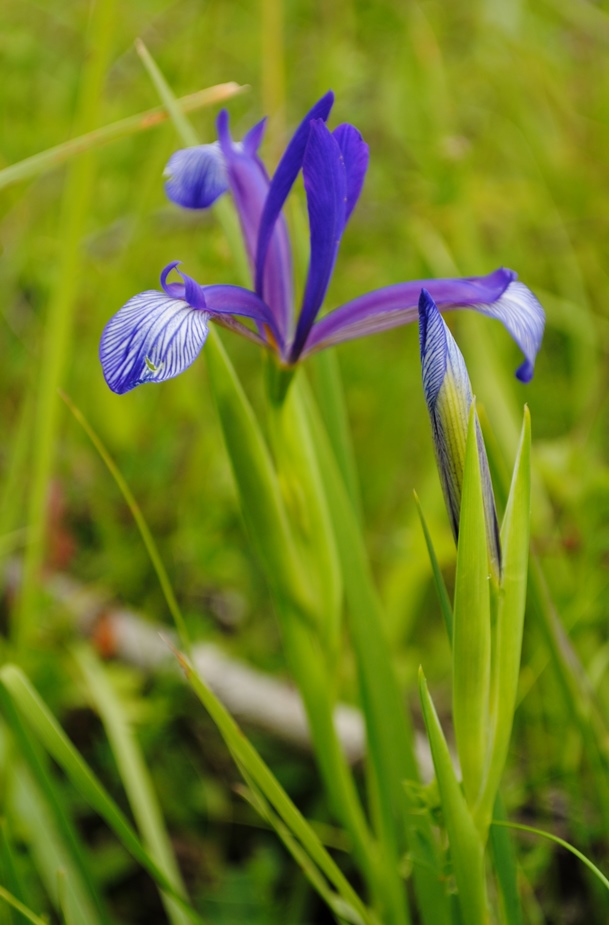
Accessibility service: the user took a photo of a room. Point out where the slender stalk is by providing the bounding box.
[15,0,118,646]
[303,382,450,925]
[60,392,192,653]
[260,0,286,161]
[0,83,245,191]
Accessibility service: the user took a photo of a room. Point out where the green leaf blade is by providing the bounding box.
[453,403,491,810]
[478,408,531,827]
[418,669,487,924]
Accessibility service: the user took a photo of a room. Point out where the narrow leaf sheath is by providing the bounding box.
[453,404,492,811]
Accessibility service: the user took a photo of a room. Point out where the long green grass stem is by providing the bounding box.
[60,393,192,654]
[0,886,49,925]
[260,0,286,161]
[492,820,609,892]
[16,0,118,647]
[74,646,192,925]
[0,83,245,192]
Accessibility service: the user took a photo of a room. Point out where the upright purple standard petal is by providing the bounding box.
[100,292,210,394]
[289,120,347,363]
[419,289,500,572]
[164,144,228,209]
[255,91,335,300]
[304,268,545,381]
[217,110,293,346]
[332,123,369,223]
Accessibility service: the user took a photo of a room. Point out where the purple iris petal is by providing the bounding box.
[100,292,210,394]
[217,110,292,346]
[242,117,267,156]
[289,121,347,363]
[332,123,369,223]
[303,268,545,382]
[164,144,228,209]
[160,262,279,338]
[255,91,335,301]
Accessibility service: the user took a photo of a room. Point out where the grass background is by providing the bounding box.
[2,0,609,921]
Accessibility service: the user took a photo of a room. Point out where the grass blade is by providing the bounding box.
[237,781,365,925]
[413,491,453,642]
[0,888,48,925]
[0,84,245,191]
[492,820,609,892]
[73,644,191,925]
[489,796,524,925]
[60,391,191,653]
[16,0,118,646]
[477,408,531,830]
[418,669,487,924]
[0,687,110,925]
[452,402,491,811]
[0,665,204,924]
[177,650,373,925]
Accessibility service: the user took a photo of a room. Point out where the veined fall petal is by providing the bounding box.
[419,288,501,574]
[100,264,276,395]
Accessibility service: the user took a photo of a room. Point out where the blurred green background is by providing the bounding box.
[2,0,609,921]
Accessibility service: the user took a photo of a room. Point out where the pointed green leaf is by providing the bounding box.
[0,666,204,924]
[453,402,491,809]
[178,651,373,925]
[489,795,524,925]
[477,408,531,829]
[73,645,191,925]
[419,669,487,924]
[0,686,110,925]
[413,492,453,643]
[0,886,48,925]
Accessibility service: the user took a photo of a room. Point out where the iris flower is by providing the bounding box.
[419,288,500,573]
[100,91,545,395]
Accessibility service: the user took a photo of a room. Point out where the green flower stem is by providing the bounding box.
[309,350,363,524]
[303,381,450,925]
[204,331,386,910]
[266,371,342,657]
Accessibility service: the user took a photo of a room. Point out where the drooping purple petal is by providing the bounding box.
[289,120,347,363]
[164,144,228,209]
[217,110,292,347]
[255,91,335,300]
[100,292,210,394]
[159,262,280,340]
[419,289,500,572]
[304,268,545,381]
[332,123,369,223]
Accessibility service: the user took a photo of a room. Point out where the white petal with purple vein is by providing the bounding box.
[100,291,210,394]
